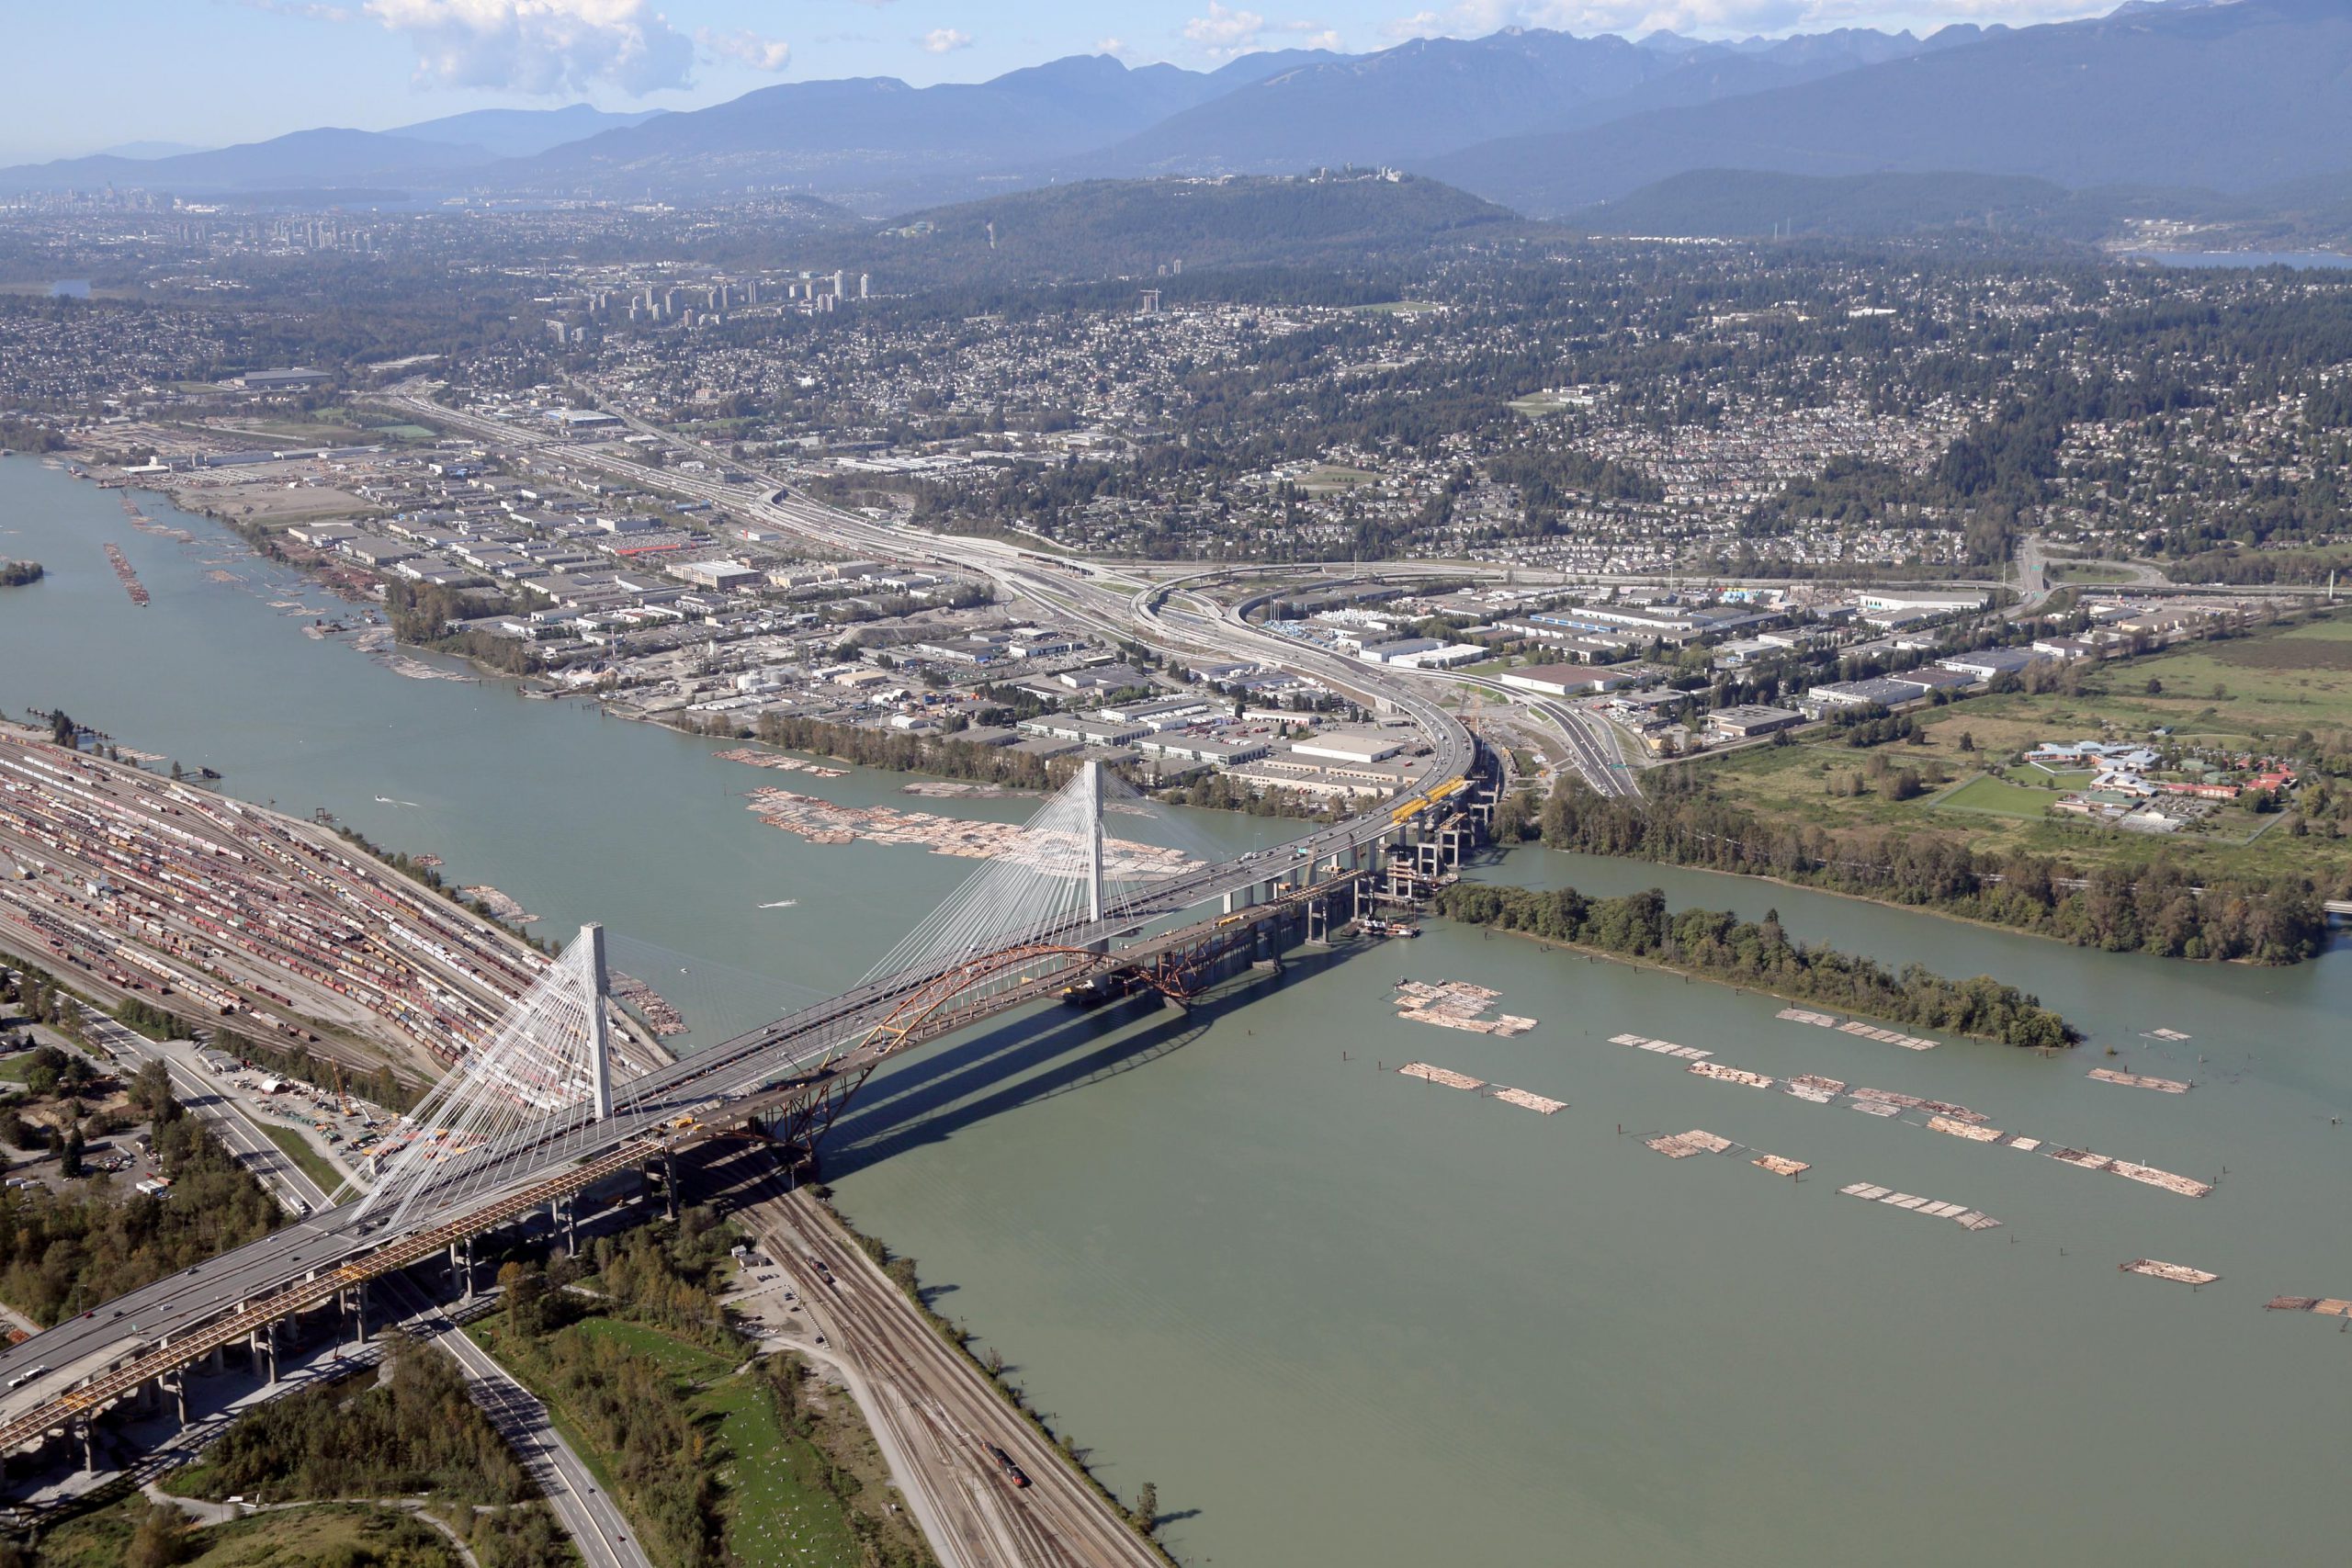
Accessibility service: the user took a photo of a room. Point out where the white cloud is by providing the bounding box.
[361,0,696,95]
[920,26,974,54]
[702,27,792,72]
[1097,35,1128,56]
[1183,3,1340,61]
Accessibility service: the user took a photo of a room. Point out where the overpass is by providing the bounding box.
[0,384,1507,1484]
[0,723,1486,1480]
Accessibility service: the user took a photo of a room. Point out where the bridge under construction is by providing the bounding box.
[0,731,1493,1486]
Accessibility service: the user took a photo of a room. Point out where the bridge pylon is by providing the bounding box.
[1084,759,1106,924]
[582,921,614,1122]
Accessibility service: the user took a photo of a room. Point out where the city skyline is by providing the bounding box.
[4,0,2126,165]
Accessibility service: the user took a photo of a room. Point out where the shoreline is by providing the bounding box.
[63,458,2324,964]
[1430,907,2079,1053]
[1513,841,2325,968]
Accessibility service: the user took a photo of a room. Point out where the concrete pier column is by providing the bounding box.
[663,1156,679,1221]
[205,1344,223,1377]
[352,1281,367,1348]
[1083,760,1106,924]
[171,1371,187,1429]
[582,922,614,1122]
[259,1325,278,1387]
[77,1420,94,1474]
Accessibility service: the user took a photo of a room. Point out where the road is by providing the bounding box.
[74,1013,650,1568]
[426,1304,652,1568]
[75,1010,330,1216]
[0,387,1470,1564]
[737,1184,1167,1568]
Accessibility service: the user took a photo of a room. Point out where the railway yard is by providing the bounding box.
[0,723,659,1088]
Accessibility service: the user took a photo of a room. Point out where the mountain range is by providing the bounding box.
[3,0,2346,244]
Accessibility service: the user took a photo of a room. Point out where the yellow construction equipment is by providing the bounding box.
[1388,776,1470,826]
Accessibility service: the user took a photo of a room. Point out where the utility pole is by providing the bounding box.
[582,922,614,1121]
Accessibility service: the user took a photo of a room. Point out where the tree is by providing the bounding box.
[2144,678,2165,696]
[124,1502,190,1568]
[1958,731,1976,752]
[48,709,74,747]
[60,1124,85,1179]
[498,1260,549,1336]
[131,1060,178,1124]
[1131,1481,1159,1534]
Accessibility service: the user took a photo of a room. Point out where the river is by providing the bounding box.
[3,456,2347,1564]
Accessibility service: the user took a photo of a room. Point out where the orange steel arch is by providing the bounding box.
[845,941,1187,1063]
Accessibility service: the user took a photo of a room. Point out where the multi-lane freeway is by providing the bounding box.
[62,1008,652,1566]
[0,394,1483,1525]
[0,383,1482,1562]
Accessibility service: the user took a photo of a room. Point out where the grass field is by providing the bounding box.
[703,1373,867,1568]
[1935,774,2062,818]
[37,1497,464,1567]
[2049,561,2141,582]
[1693,609,2352,882]
[2001,765,2098,788]
[261,1122,345,1197]
[475,1309,886,1568]
[1294,463,1377,491]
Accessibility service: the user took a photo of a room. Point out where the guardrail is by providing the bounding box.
[0,1135,663,1457]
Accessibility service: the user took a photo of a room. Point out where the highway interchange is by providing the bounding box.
[0,382,1602,1562]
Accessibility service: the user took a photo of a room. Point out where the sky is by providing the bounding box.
[0,0,2131,164]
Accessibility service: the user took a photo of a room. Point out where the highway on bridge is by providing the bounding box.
[0,400,1482,1474]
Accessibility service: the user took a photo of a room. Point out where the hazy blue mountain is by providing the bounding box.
[96,141,209,161]
[1080,26,1928,178]
[821,174,1527,284]
[1093,31,1673,174]
[1426,0,2352,215]
[0,128,492,195]
[387,104,664,159]
[509,53,1252,208]
[1573,168,2197,241]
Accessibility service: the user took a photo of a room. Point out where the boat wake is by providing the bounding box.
[758,899,800,910]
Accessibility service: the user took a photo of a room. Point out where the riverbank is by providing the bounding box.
[1434,880,2079,1048]
[1530,774,2334,964]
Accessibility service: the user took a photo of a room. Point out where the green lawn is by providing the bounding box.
[565,1314,733,1381]
[2001,765,2097,788]
[1295,464,1376,491]
[474,1313,872,1568]
[38,1497,464,1568]
[261,1122,346,1198]
[1935,774,2061,818]
[1691,611,2352,884]
[701,1376,865,1568]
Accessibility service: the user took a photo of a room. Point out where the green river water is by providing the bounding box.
[3,457,2347,1564]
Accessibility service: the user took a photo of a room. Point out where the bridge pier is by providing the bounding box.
[76,1419,93,1475]
[582,922,615,1122]
[253,1325,277,1388]
[169,1371,187,1430]
[204,1344,222,1377]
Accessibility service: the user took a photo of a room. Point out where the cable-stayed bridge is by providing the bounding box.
[0,726,1486,1478]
